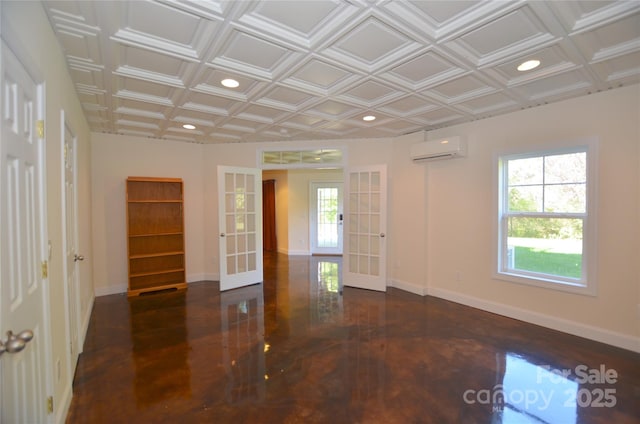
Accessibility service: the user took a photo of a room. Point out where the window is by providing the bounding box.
[496,142,597,294]
[260,148,343,168]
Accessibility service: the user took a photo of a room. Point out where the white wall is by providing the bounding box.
[91,133,205,295]
[1,2,94,422]
[388,136,429,295]
[420,85,639,351]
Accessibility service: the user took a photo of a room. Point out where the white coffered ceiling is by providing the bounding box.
[42,0,640,144]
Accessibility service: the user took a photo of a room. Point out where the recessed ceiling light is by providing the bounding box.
[182,124,196,130]
[363,115,376,121]
[517,59,541,72]
[221,78,239,88]
[440,139,449,144]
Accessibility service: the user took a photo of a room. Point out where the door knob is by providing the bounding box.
[74,254,85,262]
[220,233,225,237]
[380,233,386,238]
[0,330,34,356]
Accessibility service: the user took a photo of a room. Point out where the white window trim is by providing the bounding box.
[493,138,598,296]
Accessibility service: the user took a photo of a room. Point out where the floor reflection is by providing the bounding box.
[220,284,265,404]
[128,290,191,408]
[343,288,387,403]
[310,256,343,325]
[492,353,578,424]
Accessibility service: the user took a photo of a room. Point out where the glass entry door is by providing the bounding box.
[310,182,343,255]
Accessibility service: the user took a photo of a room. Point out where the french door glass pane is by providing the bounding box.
[349,254,358,272]
[317,187,339,248]
[370,257,379,276]
[350,173,358,191]
[359,235,369,254]
[349,234,358,254]
[246,174,254,192]
[227,256,236,275]
[360,173,369,191]
[226,215,235,233]
[225,173,234,191]
[359,255,369,274]
[238,256,247,273]
[226,235,236,253]
[371,172,380,191]
[247,193,255,213]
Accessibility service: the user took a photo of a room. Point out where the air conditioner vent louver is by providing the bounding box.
[409,136,466,162]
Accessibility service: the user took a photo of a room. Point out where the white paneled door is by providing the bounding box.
[344,165,387,292]
[63,120,82,373]
[0,42,51,422]
[218,166,263,291]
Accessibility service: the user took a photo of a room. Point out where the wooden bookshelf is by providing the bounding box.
[126,177,187,296]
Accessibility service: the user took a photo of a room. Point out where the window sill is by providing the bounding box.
[494,271,596,296]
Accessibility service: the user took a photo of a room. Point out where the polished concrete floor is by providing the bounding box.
[67,252,639,423]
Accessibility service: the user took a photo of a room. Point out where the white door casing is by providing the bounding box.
[344,165,387,292]
[0,41,51,423]
[218,166,263,291]
[310,182,343,255]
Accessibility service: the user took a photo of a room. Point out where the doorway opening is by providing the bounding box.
[262,168,344,257]
[310,182,343,255]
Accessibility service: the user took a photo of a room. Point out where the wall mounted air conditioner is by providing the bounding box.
[410,135,467,162]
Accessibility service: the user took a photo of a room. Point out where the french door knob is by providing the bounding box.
[74,254,85,262]
[380,233,386,238]
[220,233,225,237]
[0,330,34,356]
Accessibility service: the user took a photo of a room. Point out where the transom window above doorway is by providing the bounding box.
[260,148,344,169]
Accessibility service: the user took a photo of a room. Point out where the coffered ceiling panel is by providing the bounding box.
[42,0,640,144]
[284,58,355,93]
[383,50,466,89]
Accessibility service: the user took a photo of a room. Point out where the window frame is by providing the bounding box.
[494,139,598,296]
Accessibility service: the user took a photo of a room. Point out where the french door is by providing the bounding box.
[310,182,343,255]
[0,41,51,423]
[218,166,263,291]
[344,165,387,292]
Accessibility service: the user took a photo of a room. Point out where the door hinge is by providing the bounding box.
[47,396,53,414]
[41,260,48,279]
[36,120,45,139]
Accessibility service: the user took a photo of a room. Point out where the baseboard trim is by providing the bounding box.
[388,278,427,296]
[187,273,205,283]
[94,284,127,297]
[203,273,219,282]
[426,287,640,353]
[79,294,94,352]
[55,384,72,424]
[94,274,216,297]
